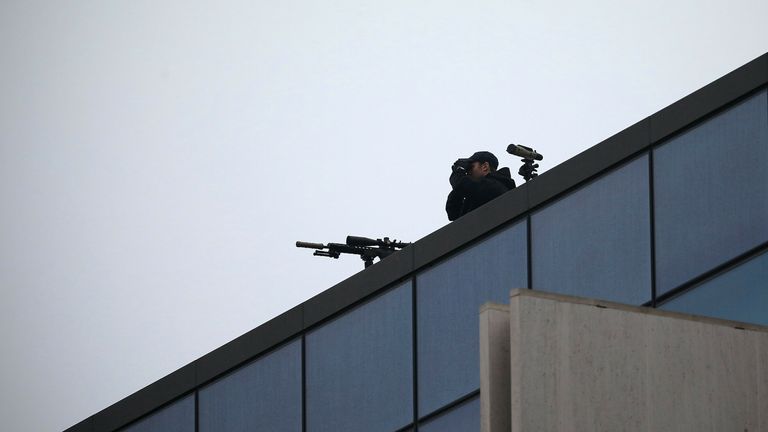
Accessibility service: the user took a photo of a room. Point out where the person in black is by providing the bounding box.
[446,151,516,221]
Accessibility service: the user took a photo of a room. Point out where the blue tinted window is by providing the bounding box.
[654,90,768,294]
[306,282,412,432]
[660,251,768,325]
[199,340,302,432]
[417,222,527,416]
[121,394,194,432]
[419,396,479,432]
[531,154,651,305]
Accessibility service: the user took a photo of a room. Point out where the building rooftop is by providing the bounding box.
[66,52,768,432]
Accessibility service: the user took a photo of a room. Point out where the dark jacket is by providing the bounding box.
[446,167,516,221]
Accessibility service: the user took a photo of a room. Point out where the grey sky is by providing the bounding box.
[1,1,766,431]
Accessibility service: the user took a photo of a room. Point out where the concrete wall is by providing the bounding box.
[480,290,768,432]
[480,303,511,432]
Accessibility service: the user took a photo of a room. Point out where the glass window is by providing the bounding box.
[417,222,527,416]
[306,281,413,432]
[659,251,768,326]
[121,394,194,432]
[419,396,480,432]
[199,339,302,432]
[531,154,651,305]
[653,90,768,295]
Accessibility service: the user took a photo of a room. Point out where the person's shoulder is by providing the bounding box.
[493,167,512,179]
[489,167,516,189]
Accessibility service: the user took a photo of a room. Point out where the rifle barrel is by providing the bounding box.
[296,241,325,249]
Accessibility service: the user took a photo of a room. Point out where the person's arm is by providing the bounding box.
[446,189,464,221]
[451,173,485,196]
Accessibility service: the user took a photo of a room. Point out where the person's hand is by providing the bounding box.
[449,169,466,188]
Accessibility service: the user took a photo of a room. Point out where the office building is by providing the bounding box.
[65,52,768,432]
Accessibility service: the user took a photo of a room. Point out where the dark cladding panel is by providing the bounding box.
[120,395,194,432]
[654,89,768,295]
[419,396,480,432]
[306,281,413,432]
[660,251,768,326]
[198,339,301,432]
[531,154,651,305]
[417,222,527,416]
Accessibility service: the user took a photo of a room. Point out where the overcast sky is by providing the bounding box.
[1,1,766,431]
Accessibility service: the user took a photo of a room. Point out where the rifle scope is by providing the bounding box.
[346,236,411,249]
[345,236,380,247]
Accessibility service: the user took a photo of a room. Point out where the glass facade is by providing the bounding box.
[659,251,768,326]
[306,281,413,432]
[654,90,768,295]
[198,340,302,432]
[120,395,194,432]
[417,222,527,416]
[531,154,651,305]
[419,397,480,432]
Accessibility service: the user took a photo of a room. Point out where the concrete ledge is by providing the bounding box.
[509,288,768,332]
[480,289,768,432]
